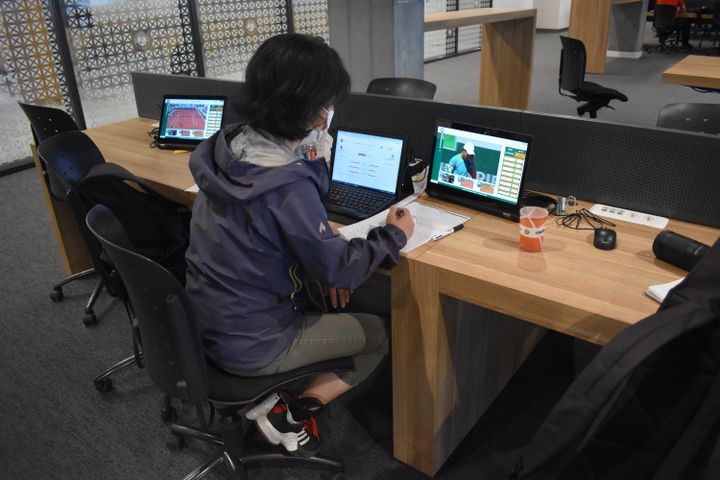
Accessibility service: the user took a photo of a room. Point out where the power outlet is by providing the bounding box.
[590,204,669,229]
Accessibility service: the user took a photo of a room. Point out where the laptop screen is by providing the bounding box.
[158,96,226,143]
[429,123,529,205]
[331,129,405,195]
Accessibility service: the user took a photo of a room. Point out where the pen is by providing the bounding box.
[432,223,464,241]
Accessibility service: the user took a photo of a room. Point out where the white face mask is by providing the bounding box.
[301,108,334,146]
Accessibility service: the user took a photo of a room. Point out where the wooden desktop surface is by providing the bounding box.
[81,118,719,475]
[424,7,536,110]
[662,55,720,90]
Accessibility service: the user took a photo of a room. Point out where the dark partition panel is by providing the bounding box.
[521,111,720,227]
[131,72,245,123]
[130,75,720,228]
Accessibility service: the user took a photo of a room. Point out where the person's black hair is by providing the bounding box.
[243,34,351,141]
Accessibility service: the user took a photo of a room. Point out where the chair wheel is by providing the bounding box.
[161,406,177,424]
[50,288,64,302]
[83,312,97,327]
[94,378,114,393]
[165,432,185,450]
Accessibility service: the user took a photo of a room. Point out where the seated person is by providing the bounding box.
[656,0,693,50]
[448,142,476,178]
[185,34,415,457]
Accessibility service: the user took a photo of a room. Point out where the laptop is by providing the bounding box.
[426,120,532,221]
[156,95,226,150]
[326,128,406,220]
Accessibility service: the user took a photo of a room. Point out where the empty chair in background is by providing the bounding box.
[366,77,437,100]
[657,103,720,134]
[558,36,628,119]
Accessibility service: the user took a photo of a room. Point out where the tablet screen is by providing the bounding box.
[158,96,225,143]
[429,121,530,205]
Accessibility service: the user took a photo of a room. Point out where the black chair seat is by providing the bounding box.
[207,357,354,404]
[576,82,628,102]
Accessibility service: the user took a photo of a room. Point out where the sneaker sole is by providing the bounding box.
[245,393,299,453]
[245,393,280,421]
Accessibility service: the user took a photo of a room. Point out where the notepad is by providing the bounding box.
[645,278,684,303]
[338,200,469,253]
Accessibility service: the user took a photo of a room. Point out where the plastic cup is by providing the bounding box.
[519,206,549,252]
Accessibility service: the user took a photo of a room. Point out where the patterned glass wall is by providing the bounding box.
[197,0,288,80]
[0,0,73,165]
[61,0,200,127]
[292,0,328,41]
[424,0,491,62]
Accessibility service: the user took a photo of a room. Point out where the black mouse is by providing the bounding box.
[593,228,617,250]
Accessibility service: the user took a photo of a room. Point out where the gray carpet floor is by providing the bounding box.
[0,167,595,479]
[425,29,720,128]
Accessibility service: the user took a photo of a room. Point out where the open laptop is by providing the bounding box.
[156,95,226,150]
[326,128,406,220]
[426,120,532,221]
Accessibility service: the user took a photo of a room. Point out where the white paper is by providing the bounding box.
[185,184,199,193]
[645,278,684,303]
[338,200,469,253]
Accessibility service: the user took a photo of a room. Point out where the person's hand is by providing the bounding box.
[386,205,415,241]
[328,287,351,309]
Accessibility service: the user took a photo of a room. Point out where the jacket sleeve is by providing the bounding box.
[268,181,407,289]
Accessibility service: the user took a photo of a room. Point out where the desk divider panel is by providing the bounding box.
[130,74,720,228]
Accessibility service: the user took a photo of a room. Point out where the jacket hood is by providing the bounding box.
[189,123,329,203]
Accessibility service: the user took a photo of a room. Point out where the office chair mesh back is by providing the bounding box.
[657,103,720,135]
[559,36,586,93]
[18,102,79,143]
[86,205,209,404]
[366,77,438,100]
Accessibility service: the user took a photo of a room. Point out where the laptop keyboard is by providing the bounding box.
[327,183,392,214]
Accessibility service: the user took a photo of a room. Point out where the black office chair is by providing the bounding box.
[366,77,437,100]
[657,103,720,134]
[86,204,353,480]
[648,5,681,53]
[699,2,720,48]
[18,102,79,144]
[37,130,108,325]
[559,36,628,119]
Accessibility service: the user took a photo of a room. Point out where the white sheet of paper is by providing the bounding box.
[338,200,469,253]
[645,278,684,303]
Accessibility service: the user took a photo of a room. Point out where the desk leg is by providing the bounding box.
[32,145,92,275]
[479,16,536,110]
[568,0,613,74]
[391,258,546,476]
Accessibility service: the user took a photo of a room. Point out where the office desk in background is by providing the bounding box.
[662,55,720,90]
[37,117,720,476]
[568,0,644,74]
[424,8,536,110]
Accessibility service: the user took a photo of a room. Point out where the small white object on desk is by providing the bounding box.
[338,200,469,253]
[185,184,199,193]
[590,203,669,229]
[645,278,684,303]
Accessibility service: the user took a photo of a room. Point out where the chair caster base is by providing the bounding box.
[166,432,186,450]
[161,405,177,424]
[50,288,64,303]
[83,310,98,327]
[94,377,114,393]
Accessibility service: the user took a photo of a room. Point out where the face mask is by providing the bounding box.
[301,108,334,147]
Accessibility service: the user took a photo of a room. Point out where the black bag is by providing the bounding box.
[506,237,720,480]
[77,162,191,284]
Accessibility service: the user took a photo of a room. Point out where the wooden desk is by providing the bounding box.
[39,118,720,475]
[569,0,643,74]
[424,8,536,110]
[662,55,720,90]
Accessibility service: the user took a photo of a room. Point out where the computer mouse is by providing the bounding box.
[594,228,617,250]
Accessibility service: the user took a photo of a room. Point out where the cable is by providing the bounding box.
[555,208,616,230]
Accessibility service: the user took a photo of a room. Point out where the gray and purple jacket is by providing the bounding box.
[185,124,407,375]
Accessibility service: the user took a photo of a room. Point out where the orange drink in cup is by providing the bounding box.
[519,206,548,252]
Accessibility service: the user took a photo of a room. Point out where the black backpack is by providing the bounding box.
[503,237,720,480]
[76,162,191,284]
